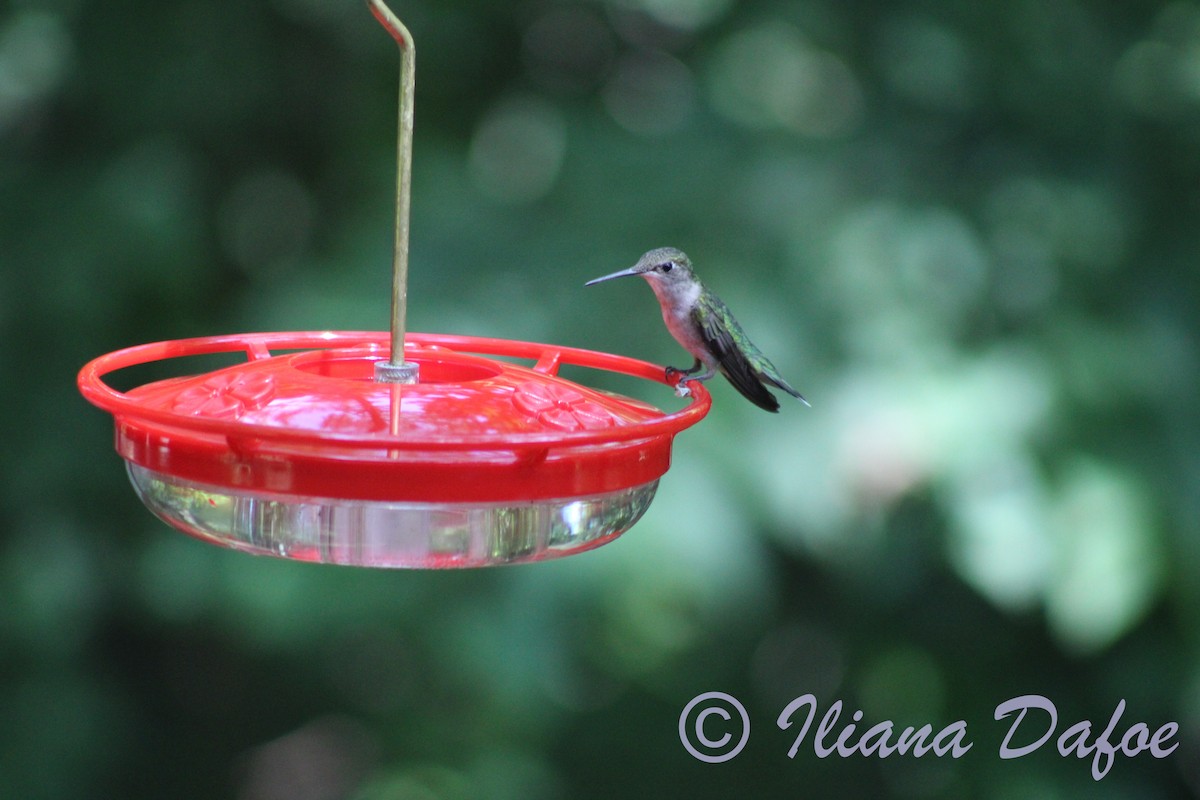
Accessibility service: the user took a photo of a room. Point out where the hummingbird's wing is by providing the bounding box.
[692,295,781,412]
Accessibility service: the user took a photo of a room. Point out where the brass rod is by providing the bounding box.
[368,0,419,384]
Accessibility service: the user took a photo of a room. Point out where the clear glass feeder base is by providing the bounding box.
[127,464,657,568]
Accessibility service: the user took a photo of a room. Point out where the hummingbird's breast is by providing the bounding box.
[648,280,708,361]
[662,306,706,358]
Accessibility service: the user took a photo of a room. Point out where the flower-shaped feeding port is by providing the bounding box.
[78,332,710,567]
[512,382,618,431]
[171,372,278,418]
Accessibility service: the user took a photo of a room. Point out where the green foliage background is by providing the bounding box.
[3,0,1200,796]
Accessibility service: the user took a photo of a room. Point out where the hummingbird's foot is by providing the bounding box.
[666,367,693,397]
[665,358,704,384]
[667,358,713,398]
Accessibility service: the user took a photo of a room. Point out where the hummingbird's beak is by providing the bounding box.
[584,266,641,286]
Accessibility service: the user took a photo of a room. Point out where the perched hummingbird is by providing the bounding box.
[585,247,809,412]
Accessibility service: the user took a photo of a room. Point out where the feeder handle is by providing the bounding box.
[367,0,419,383]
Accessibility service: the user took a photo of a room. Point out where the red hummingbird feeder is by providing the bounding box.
[77,1,709,568]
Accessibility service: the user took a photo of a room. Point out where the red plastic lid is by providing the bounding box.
[78,332,710,502]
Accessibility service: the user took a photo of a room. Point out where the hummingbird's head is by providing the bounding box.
[585,247,697,293]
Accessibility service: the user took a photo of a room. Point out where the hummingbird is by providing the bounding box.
[585,247,809,412]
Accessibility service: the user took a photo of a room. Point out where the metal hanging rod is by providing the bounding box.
[369,0,419,384]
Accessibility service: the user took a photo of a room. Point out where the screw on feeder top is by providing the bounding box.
[368,0,420,384]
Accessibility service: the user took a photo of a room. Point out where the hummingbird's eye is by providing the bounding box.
[660,262,674,273]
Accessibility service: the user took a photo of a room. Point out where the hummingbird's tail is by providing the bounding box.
[764,373,810,407]
[717,352,809,412]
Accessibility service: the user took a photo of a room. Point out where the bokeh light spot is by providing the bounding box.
[0,10,71,132]
[708,22,863,138]
[602,49,695,136]
[469,96,567,205]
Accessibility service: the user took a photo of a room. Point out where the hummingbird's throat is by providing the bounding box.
[645,275,702,310]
